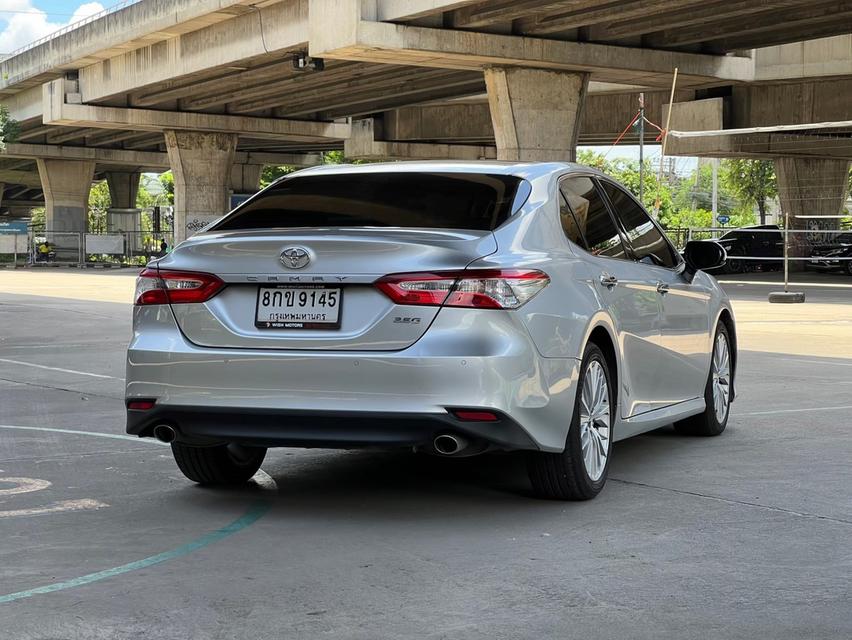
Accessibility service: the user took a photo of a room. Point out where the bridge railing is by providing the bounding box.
[4,0,143,60]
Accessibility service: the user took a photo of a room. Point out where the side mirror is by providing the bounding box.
[682,240,727,282]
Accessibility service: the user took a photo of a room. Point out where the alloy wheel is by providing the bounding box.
[712,333,731,423]
[579,360,611,481]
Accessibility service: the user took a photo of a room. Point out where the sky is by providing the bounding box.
[0,0,105,54]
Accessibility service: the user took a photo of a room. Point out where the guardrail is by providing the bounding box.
[3,0,143,60]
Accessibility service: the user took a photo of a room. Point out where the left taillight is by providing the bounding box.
[134,268,225,306]
[376,269,549,310]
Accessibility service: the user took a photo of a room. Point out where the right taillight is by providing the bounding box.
[375,269,549,310]
[134,268,225,306]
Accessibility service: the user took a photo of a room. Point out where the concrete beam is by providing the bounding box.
[0,0,281,96]
[375,1,480,22]
[43,79,351,142]
[344,119,495,160]
[0,171,43,189]
[381,89,696,145]
[755,35,852,82]
[2,143,171,169]
[3,86,42,123]
[78,1,308,106]
[309,1,754,87]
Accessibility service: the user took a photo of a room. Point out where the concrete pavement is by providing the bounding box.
[0,269,850,639]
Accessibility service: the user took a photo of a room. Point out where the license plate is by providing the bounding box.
[255,285,342,329]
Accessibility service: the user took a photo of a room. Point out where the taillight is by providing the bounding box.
[134,268,225,305]
[375,269,549,309]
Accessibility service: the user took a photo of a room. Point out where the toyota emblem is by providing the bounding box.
[280,246,311,269]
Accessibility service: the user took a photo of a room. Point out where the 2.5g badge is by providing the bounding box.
[393,316,421,324]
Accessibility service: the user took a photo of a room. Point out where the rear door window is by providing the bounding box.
[213,172,526,232]
[559,176,627,260]
[600,181,679,268]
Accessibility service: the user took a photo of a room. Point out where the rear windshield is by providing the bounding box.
[213,172,526,232]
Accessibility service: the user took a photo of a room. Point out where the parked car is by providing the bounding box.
[712,224,784,274]
[126,162,736,500]
[807,232,852,276]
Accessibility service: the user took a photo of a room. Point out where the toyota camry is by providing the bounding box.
[126,162,736,500]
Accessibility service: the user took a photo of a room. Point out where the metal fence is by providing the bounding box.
[1,230,175,267]
[686,226,852,276]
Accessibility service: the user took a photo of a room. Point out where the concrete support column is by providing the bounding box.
[774,158,850,231]
[106,171,141,209]
[484,67,589,162]
[106,171,142,235]
[165,130,238,242]
[36,158,96,232]
[230,164,264,194]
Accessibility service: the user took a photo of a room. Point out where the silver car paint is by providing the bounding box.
[127,161,735,451]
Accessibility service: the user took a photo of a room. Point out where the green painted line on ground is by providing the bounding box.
[0,501,269,604]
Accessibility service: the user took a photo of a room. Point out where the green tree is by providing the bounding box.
[260,165,296,188]
[576,150,676,226]
[158,171,175,205]
[88,180,111,233]
[0,104,20,149]
[721,159,776,225]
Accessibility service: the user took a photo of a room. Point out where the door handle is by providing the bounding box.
[656,282,670,295]
[599,273,618,288]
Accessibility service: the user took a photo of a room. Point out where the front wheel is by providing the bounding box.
[171,442,266,485]
[674,323,732,436]
[527,343,613,500]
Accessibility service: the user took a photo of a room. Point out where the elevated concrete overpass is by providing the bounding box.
[1,0,851,238]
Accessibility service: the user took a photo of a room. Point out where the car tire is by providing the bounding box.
[527,342,613,500]
[171,442,267,485]
[725,249,746,274]
[674,323,732,437]
[845,261,852,276]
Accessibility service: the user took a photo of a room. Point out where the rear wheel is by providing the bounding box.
[845,260,852,276]
[725,248,746,274]
[674,323,732,437]
[171,442,266,485]
[527,343,613,500]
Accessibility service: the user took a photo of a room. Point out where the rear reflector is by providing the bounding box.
[127,399,156,411]
[135,268,225,306]
[452,410,500,422]
[376,269,548,309]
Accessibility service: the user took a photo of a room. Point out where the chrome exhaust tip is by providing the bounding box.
[153,424,176,444]
[433,434,467,456]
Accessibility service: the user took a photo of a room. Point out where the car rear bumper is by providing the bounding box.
[125,306,580,452]
[126,405,539,451]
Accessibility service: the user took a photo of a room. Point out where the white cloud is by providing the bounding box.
[0,1,104,54]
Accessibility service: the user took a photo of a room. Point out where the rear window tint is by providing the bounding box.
[213,172,527,232]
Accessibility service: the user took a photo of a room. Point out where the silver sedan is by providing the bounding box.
[126,161,735,500]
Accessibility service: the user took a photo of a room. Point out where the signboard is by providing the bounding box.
[0,234,26,253]
[716,215,730,225]
[0,221,28,235]
[85,234,125,255]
